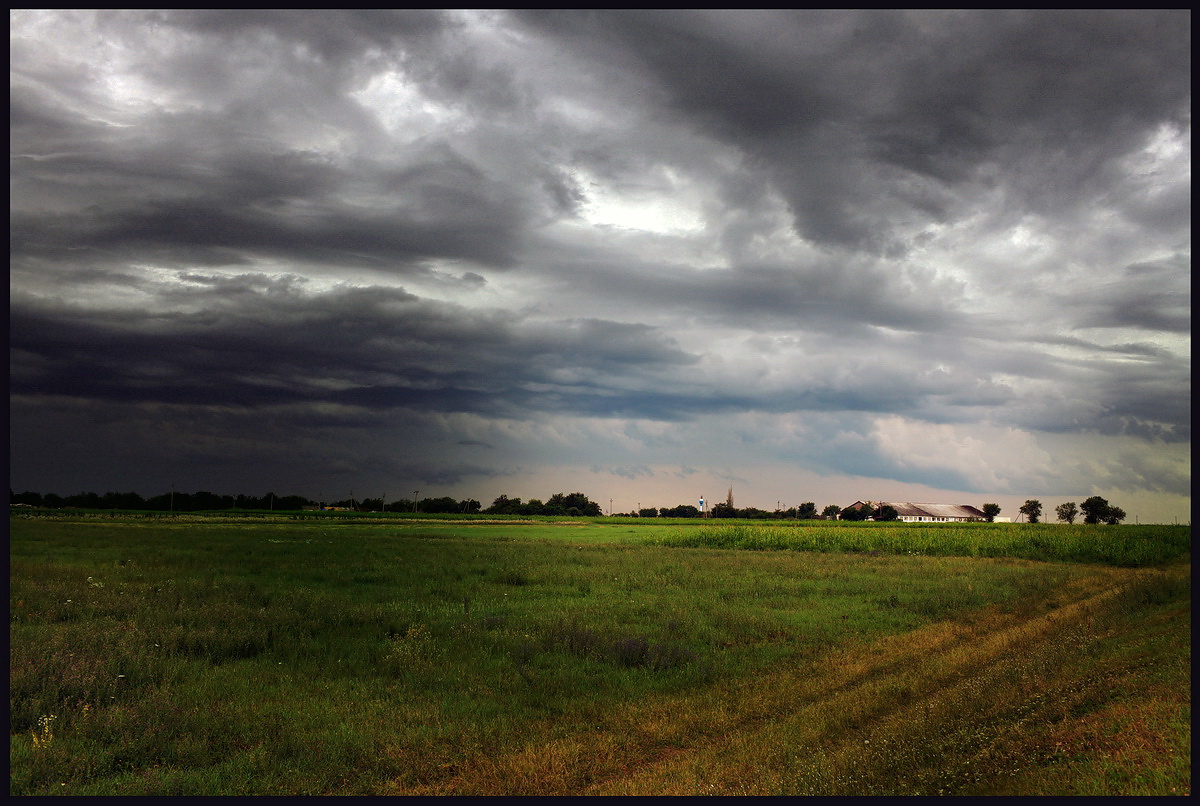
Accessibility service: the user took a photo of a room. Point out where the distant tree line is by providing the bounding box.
[997,497,1126,525]
[8,488,1128,524]
[648,497,1127,525]
[6,488,597,517]
[367,496,482,514]
[8,489,315,512]
[626,501,831,520]
[483,492,602,517]
[1005,497,1126,525]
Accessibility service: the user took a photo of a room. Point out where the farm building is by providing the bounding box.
[843,501,989,523]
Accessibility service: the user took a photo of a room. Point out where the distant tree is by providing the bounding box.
[1080,496,1111,525]
[546,492,602,517]
[276,495,311,511]
[460,499,482,514]
[982,503,1002,522]
[1018,499,1043,524]
[710,501,737,518]
[65,491,103,509]
[822,504,842,519]
[662,504,701,518]
[142,491,181,511]
[796,502,818,520]
[486,495,521,515]
[874,505,900,522]
[419,496,460,514]
[839,503,871,521]
[511,498,539,515]
[1076,496,1125,525]
[192,491,230,510]
[1055,502,1078,524]
[638,507,659,518]
[11,490,43,507]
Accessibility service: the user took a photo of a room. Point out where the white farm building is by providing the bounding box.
[844,501,989,523]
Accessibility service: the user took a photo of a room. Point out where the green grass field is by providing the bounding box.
[9,513,1190,795]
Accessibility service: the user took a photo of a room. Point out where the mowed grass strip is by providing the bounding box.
[9,517,1190,795]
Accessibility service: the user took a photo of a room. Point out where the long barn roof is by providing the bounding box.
[880,502,987,519]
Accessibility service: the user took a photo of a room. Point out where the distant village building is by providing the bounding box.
[843,501,989,523]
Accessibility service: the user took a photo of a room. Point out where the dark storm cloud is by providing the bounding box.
[171,8,449,52]
[1076,258,1192,334]
[11,9,544,278]
[18,272,1143,445]
[9,273,1018,429]
[519,9,1190,254]
[15,188,527,272]
[530,241,971,336]
[9,279,701,418]
[12,137,531,273]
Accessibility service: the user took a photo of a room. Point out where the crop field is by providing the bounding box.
[9,513,1191,795]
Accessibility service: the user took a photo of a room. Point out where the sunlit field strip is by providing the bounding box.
[649,521,1190,567]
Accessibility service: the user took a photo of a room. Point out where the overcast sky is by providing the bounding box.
[10,10,1191,521]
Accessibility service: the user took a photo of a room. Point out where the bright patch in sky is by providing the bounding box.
[351,70,466,141]
[573,168,706,234]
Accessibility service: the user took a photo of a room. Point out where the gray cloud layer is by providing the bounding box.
[10,10,1190,511]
